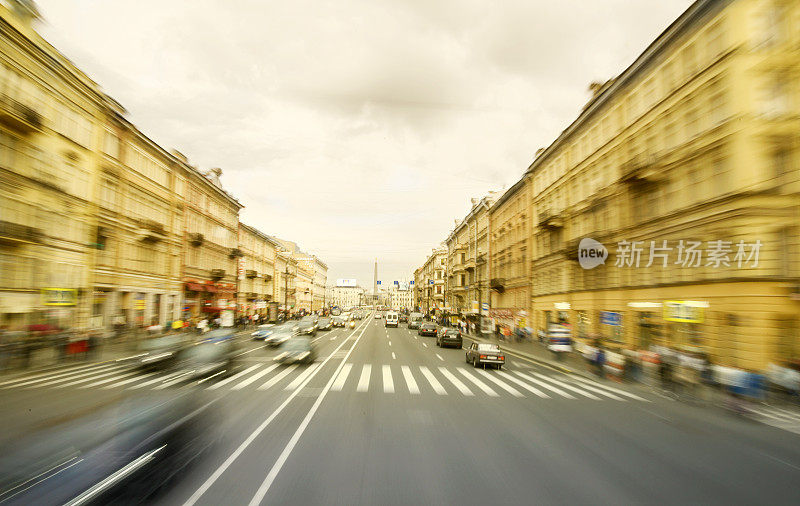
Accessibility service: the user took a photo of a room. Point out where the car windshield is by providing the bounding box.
[281,338,310,351]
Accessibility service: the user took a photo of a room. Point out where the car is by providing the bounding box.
[466,342,505,369]
[179,329,242,379]
[297,315,318,336]
[318,317,332,331]
[275,337,316,365]
[418,322,437,336]
[251,323,276,340]
[374,313,382,319]
[263,323,299,347]
[408,313,424,329]
[398,314,408,323]
[137,334,187,371]
[436,328,463,348]
[385,312,399,327]
[332,316,347,327]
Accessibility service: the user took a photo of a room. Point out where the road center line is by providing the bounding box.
[435,354,444,361]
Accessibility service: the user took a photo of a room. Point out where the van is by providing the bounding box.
[408,312,423,329]
[547,326,573,353]
[385,312,399,328]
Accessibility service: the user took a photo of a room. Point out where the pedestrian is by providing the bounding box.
[596,347,606,378]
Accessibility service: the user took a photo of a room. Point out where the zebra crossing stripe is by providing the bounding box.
[103,372,158,389]
[438,367,473,396]
[0,362,101,387]
[53,366,133,389]
[285,364,320,391]
[457,368,498,397]
[401,365,420,394]
[383,365,394,393]
[356,364,372,392]
[526,373,600,400]
[128,372,180,389]
[207,365,261,390]
[476,370,524,397]
[79,370,141,389]
[419,366,446,395]
[510,371,575,399]
[759,406,800,422]
[233,364,280,390]
[569,376,649,401]
[550,375,625,401]
[258,365,297,390]
[331,363,352,391]
[11,363,121,388]
[496,371,549,398]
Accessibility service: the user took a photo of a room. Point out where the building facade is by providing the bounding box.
[237,223,278,318]
[328,285,365,309]
[416,247,447,314]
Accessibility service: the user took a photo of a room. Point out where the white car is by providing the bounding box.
[385,312,399,327]
[374,313,382,319]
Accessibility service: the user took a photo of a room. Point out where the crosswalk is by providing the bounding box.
[0,360,650,402]
[746,405,800,435]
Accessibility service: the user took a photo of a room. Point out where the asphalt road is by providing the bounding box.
[2,315,800,505]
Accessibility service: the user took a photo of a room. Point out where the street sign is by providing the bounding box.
[41,288,77,306]
[429,280,434,285]
[600,311,621,326]
[393,280,399,285]
[409,281,414,285]
[377,280,381,285]
[481,302,489,311]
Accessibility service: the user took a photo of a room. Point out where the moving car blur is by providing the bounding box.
[274,337,316,365]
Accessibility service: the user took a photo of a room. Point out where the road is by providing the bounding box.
[2,315,800,505]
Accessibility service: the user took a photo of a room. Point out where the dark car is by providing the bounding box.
[263,323,299,347]
[0,390,219,505]
[399,314,408,323]
[418,323,437,336]
[465,342,505,369]
[137,334,188,371]
[297,316,318,336]
[178,329,241,379]
[275,337,317,365]
[436,328,463,349]
[317,317,333,331]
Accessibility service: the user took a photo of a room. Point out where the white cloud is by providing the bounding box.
[35,0,692,285]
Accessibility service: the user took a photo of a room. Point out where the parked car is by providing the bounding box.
[466,342,505,369]
[436,328,463,349]
[297,316,318,336]
[275,337,317,365]
[418,322,437,336]
[318,317,332,331]
[263,323,299,347]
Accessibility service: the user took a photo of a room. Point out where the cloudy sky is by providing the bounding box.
[36,0,691,287]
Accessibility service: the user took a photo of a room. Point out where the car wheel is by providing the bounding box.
[472,358,478,368]
[497,364,502,370]
[465,354,470,363]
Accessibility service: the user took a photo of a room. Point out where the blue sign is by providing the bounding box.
[429,280,434,285]
[393,280,399,285]
[377,280,381,285]
[410,281,414,285]
[600,311,621,326]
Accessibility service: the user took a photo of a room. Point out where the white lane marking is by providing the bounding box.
[510,371,575,399]
[438,367,473,396]
[356,364,372,392]
[184,317,372,506]
[79,370,141,389]
[391,352,396,360]
[496,371,550,398]
[52,366,133,389]
[435,354,444,361]
[232,364,280,390]
[569,376,649,401]
[422,343,428,348]
[258,365,297,390]
[284,364,320,391]
[14,363,121,388]
[382,365,394,393]
[234,346,263,358]
[419,366,447,395]
[244,313,373,506]
[331,363,352,391]
[559,379,626,401]
[457,368,498,396]
[388,341,392,347]
[128,372,181,390]
[103,372,157,389]
[401,365,420,394]
[477,369,524,397]
[330,336,337,341]
[525,372,599,399]
[0,362,102,387]
[206,365,261,391]
[153,371,195,390]
[413,335,417,340]
[762,406,800,422]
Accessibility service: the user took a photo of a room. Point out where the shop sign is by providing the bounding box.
[42,288,77,306]
[134,297,145,310]
[471,300,479,313]
[663,300,705,323]
[600,311,622,326]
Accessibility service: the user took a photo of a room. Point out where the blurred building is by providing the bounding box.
[237,223,279,318]
[416,246,447,313]
[272,238,326,312]
[488,178,533,330]
[328,284,365,309]
[387,284,413,311]
[275,248,297,312]
[527,0,800,369]
[445,193,497,317]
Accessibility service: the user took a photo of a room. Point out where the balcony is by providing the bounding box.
[0,94,42,134]
[229,248,244,259]
[619,154,660,183]
[263,274,273,282]
[210,269,225,280]
[0,220,43,245]
[563,238,581,261]
[137,219,166,242]
[246,270,258,279]
[464,258,476,271]
[538,210,564,229]
[189,233,204,247]
[490,278,505,293]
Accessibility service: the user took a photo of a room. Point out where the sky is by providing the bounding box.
[35,0,692,287]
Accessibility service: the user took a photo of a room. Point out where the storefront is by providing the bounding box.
[663,300,706,349]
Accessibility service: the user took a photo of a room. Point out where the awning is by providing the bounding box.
[205,285,218,293]
[185,282,204,292]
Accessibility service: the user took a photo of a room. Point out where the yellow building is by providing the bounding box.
[415,246,446,314]
[528,0,800,369]
[275,249,297,312]
[237,223,278,319]
[488,177,533,330]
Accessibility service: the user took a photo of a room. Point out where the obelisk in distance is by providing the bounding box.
[373,258,378,306]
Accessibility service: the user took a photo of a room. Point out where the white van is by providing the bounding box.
[385,312,399,328]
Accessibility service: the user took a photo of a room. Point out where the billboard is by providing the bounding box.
[336,278,357,287]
